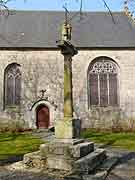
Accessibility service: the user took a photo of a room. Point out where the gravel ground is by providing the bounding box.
[0,167,58,180]
[0,161,135,180]
[0,158,134,180]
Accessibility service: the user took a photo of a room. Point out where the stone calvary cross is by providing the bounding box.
[55,22,81,141]
[39,21,106,173]
[22,17,116,180]
[23,14,117,179]
[39,23,97,172]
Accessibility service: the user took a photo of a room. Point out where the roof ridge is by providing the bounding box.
[7,9,124,14]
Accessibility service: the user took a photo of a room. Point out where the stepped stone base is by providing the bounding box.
[22,138,119,180]
[40,140,94,159]
[40,139,94,171]
[23,138,107,172]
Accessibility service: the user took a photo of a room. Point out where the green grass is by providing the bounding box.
[1,130,135,161]
[81,129,135,151]
[0,132,43,160]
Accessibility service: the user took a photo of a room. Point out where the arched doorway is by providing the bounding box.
[36,104,50,129]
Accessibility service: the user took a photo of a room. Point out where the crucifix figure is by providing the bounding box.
[61,6,72,41]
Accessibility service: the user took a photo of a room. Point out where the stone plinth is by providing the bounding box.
[40,140,94,171]
[55,119,81,139]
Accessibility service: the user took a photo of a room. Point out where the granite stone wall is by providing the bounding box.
[73,50,135,130]
[0,50,64,129]
[0,49,135,130]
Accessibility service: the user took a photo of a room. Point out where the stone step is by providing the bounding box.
[32,130,54,141]
[82,171,108,180]
[64,169,108,180]
[37,133,54,139]
[40,141,94,171]
[64,156,118,180]
[72,142,94,158]
[74,149,106,174]
[33,129,50,133]
[53,139,85,145]
[98,156,118,172]
[81,156,118,180]
[65,173,107,180]
[64,174,83,180]
[40,141,94,159]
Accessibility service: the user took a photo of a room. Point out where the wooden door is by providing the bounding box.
[36,105,50,129]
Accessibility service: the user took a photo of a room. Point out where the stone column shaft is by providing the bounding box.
[64,55,73,118]
[55,40,80,139]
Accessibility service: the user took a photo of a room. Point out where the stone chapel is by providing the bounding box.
[0,9,135,130]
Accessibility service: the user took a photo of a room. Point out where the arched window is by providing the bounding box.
[4,63,21,107]
[88,57,118,107]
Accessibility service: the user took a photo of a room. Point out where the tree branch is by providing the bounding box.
[101,0,115,24]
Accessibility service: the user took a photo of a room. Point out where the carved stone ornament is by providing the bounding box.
[28,90,57,111]
[90,60,117,74]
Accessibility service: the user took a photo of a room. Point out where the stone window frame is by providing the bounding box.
[87,56,119,108]
[4,63,21,109]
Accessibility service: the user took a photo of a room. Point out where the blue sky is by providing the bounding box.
[7,0,124,11]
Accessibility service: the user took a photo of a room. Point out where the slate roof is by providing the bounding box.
[0,10,135,48]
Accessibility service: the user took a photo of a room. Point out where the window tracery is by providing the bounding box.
[4,63,21,106]
[88,58,118,107]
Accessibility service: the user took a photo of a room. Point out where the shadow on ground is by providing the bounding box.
[0,155,23,166]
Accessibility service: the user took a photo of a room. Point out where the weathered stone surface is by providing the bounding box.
[99,156,118,172]
[23,151,47,168]
[40,140,106,171]
[74,149,106,174]
[0,50,135,130]
[40,143,73,158]
[53,138,84,145]
[55,119,81,139]
[2,147,134,180]
[40,141,94,159]
[39,140,95,171]
[83,171,108,180]
[7,161,27,171]
[64,174,82,180]
[81,157,118,180]
[72,142,94,158]
[47,156,74,171]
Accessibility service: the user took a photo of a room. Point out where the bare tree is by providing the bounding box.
[126,0,135,14]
